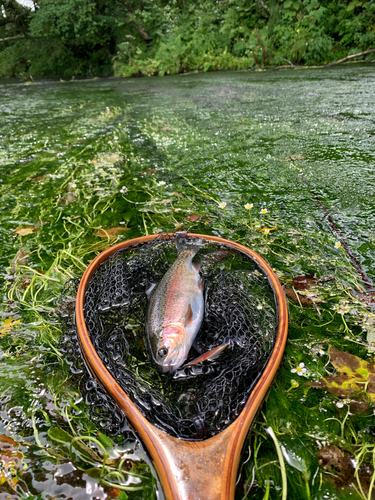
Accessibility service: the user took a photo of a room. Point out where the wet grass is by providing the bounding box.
[1,66,375,498]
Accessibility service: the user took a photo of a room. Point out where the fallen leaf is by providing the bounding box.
[107,487,121,498]
[307,347,375,404]
[282,286,313,307]
[31,175,45,183]
[0,320,21,336]
[317,443,374,491]
[94,227,131,240]
[356,292,375,305]
[0,434,23,490]
[318,445,352,474]
[187,214,201,222]
[58,192,78,206]
[292,274,317,290]
[13,227,35,236]
[0,436,19,448]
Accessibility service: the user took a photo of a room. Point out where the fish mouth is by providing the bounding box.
[154,362,174,373]
[159,363,173,373]
[155,357,183,373]
[155,349,188,373]
[153,324,190,373]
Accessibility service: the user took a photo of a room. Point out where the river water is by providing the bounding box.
[0,65,375,499]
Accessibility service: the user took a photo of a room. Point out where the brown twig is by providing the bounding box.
[0,34,25,42]
[255,29,267,65]
[118,0,152,41]
[326,48,375,67]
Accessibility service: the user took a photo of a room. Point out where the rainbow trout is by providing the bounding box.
[146,238,204,373]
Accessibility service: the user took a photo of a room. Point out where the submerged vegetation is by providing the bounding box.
[0,0,375,78]
[1,67,375,498]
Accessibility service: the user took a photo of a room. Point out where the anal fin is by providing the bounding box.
[184,342,229,367]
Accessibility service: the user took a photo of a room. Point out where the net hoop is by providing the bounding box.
[75,233,288,500]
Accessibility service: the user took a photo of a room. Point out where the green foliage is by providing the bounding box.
[0,38,111,78]
[113,0,375,75]
[0,0,375,77]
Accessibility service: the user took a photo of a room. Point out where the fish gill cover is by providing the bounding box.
[59,234,278,441]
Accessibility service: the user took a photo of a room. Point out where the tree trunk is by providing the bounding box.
[130,18,151,41]
[0,34,25,42]
[326,48,375,67]
[119,1,152,41]
[255,29,267,65]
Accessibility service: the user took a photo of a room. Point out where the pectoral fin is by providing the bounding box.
[184,342,229,367]
[193,262,201,272]
[185,304,193,326]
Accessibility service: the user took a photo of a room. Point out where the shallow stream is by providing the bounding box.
[1,64,375,499]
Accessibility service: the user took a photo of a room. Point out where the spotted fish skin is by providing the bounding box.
[146,239,204,373]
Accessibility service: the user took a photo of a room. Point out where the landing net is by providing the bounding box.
[59,234,278,440]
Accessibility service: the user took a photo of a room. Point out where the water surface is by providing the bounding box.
[1,64,375,499]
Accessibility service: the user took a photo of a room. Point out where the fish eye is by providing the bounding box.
[158,346,169,359]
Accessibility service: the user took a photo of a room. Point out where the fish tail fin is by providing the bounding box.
[175,235,204,255]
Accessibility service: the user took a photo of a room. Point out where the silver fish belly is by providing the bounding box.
[146,240,204,372]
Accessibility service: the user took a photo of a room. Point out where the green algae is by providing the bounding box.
[1,65,375,498]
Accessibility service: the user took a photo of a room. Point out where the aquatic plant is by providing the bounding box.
[1,69,375,498]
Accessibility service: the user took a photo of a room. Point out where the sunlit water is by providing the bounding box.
[1,64,375,499]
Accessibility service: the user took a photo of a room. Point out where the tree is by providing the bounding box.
[0,0,32,40]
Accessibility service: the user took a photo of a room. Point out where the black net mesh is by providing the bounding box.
[59,278,132,437]
[59,234,278,441]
